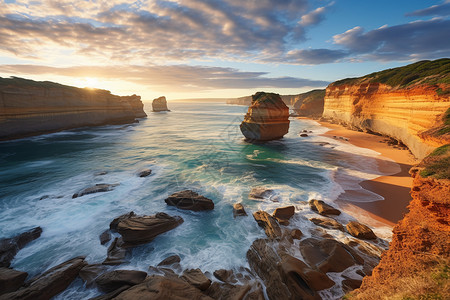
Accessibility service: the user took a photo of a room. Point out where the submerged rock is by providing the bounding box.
[249,187,278,201]
[79,264,108,286]
[165,190,214,211]
[0,256,86,300]
[346,221,377,240]
[152,96,170,112]
[72,183,119,198]
[0,267,28,295]
[0,227,42,268]
[240,92,290,141]
[138,169,152,178]
[103,238,127,265]
[116,212,183,247]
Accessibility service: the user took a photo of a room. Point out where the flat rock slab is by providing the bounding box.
[181,268,212,291]
[309,199,341,216]
[0,227,42,268]
[157,255,181,266]
[253,211,282,239]
[310,217,345,231]
[0,256,86,300]
[0,267,28,295]
[79,264,108,286]
[73,183,119,198]
[299,238,363,273]
[113,275,214,300]
[95,270,147,293]
[273,206,295,220]
[117,212,183,247]
[346,221,377,240]
[165,190,214,211]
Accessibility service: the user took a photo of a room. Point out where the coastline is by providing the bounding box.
[302,118,419,228]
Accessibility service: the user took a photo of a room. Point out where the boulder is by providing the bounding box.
[99,230,111,245]
[181,268,211,291]
[152,96,170,112]
[113,275,214,300]
[308,199,341,216]
[116,212,183,247]
[79,264,108,286]
[342,277,363,293]
[309,217,345,231]
[279,254,335,292]
[299,238,363,273]
[138,169,152,178]
[300,133,309,137]
[95,270,147,293]
[72,183,119,198]
[232,203,247,217]
[165,190,214,211]
[0,267,28,295]
[89,285,131,300]
[213,269,237,284]
[291,229,303,240]
[246,239,291,299]
[240,92,290,141]
[110,212,136,231]
[204,282,264,300]
[0,227,42,268]
[252,211,282,239]
[102,238,127,265]
[273,206,295,221]
[157,255,181,266]
[0,256,86,300]
[346,221,377,240]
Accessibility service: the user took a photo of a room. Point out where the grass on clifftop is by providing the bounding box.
[333,58,450,89]
[419,144,450,180]
[0,76,80,89]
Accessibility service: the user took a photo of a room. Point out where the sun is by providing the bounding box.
[82,77,99,89]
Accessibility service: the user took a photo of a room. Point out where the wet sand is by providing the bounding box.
[308,119,419,228]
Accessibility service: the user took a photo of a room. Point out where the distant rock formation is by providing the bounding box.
[0,77,147,141]
[152,96,170,112]
[240,92,290,141]
[292,89,325,117]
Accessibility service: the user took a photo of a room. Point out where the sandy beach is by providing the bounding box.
[309,119,420,228]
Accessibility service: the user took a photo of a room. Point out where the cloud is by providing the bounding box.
[283,48,348,64]
[406,2,450,17]
[299,1,334,26]
[0,0,324,63]
[333,18,450,61]
[0,64,329,91]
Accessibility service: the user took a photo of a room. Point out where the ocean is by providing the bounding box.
[0,101,396,299]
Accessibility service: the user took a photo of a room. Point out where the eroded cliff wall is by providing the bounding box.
[0,79,147,140]
[323,83,449,159]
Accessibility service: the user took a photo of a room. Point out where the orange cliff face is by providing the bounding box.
[323,83,449,159]
[352,169,450,299]
[0,83,147,140]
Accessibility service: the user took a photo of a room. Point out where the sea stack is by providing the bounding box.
[240,92,290,141]
[152,96,170,112]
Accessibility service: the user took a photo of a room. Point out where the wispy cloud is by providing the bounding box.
[0,64,329,91]
[405,1,450,17]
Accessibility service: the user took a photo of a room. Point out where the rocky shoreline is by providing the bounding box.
[0,167,387,300]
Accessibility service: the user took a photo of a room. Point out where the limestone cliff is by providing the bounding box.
[0,77,147,140]
[292,89,325,117]
[323,59,450,159]
[352,145,450,299]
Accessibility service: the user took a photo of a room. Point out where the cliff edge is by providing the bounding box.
[350,145,449,299]
[323,59,450,159]
[0,77,147,140]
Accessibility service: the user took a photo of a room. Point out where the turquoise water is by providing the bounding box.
[0,101,389,298]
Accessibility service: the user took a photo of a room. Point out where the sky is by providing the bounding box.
[0,0,449,100]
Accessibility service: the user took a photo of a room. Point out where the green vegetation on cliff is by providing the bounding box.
[0,76,80,90]
[419,144,450,179]
[333,58,450,88]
